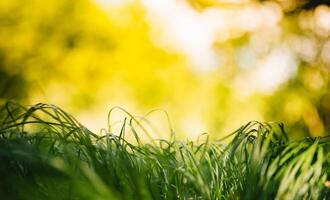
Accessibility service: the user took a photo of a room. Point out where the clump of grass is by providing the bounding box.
[0,102,329,199]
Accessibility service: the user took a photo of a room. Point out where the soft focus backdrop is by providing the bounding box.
[0,0,329,139]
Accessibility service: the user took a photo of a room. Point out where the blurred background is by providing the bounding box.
[0,0,329,139]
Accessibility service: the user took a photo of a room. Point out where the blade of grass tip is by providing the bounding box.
[142,109,175,141]
[133,116,161,140]
[4,101,27,132]
[119,117,127,145]
[218,121,257,142]
[8,103,80,133]
[38,105,80,131]
[51,104,82,126]
[278,122,289,141]
[194,139,209,161]
[27,104,82,137]
[0,120,76,132]
[128,117,156,145]
[108,106,154,143]
[96,128,111,145]
[197,132,208,145]
[21,105,39,131]
[128,117,142,146]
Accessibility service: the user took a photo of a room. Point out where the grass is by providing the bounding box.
[0,101,329,200]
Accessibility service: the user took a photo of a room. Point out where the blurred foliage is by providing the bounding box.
[0,0,329,138]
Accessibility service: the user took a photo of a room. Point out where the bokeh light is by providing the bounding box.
[0,0,329,139]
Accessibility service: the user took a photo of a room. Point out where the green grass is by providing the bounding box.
[0,102,329,199]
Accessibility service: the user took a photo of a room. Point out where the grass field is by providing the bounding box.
[0,102,329,199]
